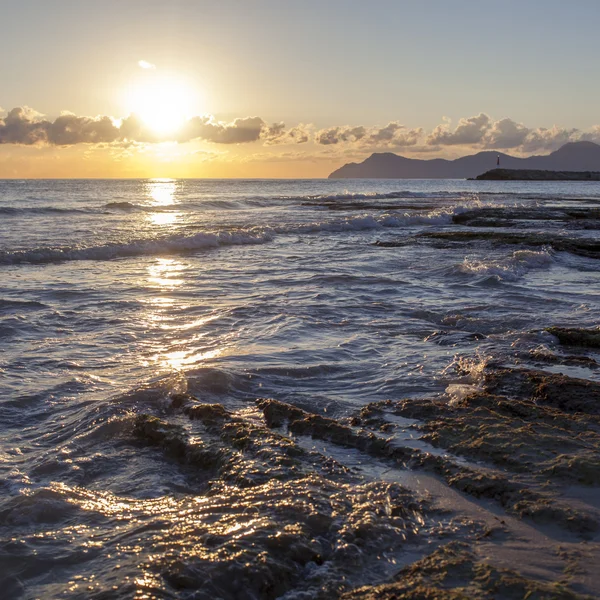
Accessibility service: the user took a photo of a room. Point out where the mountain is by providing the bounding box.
[328,141,600,179]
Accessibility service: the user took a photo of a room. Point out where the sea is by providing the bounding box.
[1,178,599,599]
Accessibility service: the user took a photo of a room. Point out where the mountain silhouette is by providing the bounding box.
[328,141,600,179]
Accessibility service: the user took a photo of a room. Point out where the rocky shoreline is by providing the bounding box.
[125,326,600,598]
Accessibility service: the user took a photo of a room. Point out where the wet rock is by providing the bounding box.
[153,476,428,600]
[257,398,597,533]
[452,206,600,226]
[133,414,225,470]
[482,368,600,415]
[546,327,600,349]
[185,402,231,424]
[418,231,600,259]
[341,542,587,599]
[524,347,598,367]
[257,398,395,458]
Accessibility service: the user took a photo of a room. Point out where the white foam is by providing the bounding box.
[275,207,459,235]
[285,190,485,202]
[458,247,554,282]
[445,383,481,406]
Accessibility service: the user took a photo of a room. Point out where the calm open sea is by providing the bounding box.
[1,178,599,598]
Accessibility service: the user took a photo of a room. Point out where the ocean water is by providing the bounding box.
[1,178,600,598]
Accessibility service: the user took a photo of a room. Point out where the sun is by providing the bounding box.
[125,72,200,136]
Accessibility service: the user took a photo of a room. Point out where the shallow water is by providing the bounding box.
[1,178,599,598]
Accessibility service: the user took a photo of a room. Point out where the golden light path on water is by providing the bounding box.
[147,178,177,206]
[146,179,181,226]
[141,180,227,372]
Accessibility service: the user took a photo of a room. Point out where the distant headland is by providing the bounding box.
[328,141,600,179]
[473,168,600,181]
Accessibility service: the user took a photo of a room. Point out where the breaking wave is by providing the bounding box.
[0,204,471,265]
[0,230,273,265]
[276,207,460,234]
[286,190,479,203]
[457,247,555,281]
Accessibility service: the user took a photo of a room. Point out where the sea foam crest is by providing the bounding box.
[276,207,459,234]
[458,247,554,281]
[285,190,480,202]
[0,230,272,265]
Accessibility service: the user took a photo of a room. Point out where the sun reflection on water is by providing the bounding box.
[146,258,185,289]
[141,258,226,371]
[161,348,223,370]
[148,212,180,226]
[145,179,180,226]
[146,179,176,206]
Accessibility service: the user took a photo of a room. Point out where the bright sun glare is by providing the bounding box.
[126,73,199,136]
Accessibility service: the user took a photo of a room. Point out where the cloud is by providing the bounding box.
[3,106,600,157]
[0,107,49,145]
[138,60,156,70]
[520,126,580,153]
[579,126,600,144]
[315,126,366,145]
[427,113,491,146]
[48,112,121,145]
[262,122,311,145]
[315,122,422,149]
[0,107,283,147]
[426,112,594,153]
[181,115,266,144]
[482,117,530,149]
[367,123,423,147]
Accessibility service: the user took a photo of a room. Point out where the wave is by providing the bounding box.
[0,298,47,311]
[286,190,480,203]
[103,201,143,211]
[0,206,89,215]
[0,204,467,265]
[275,206,460,234]
[457,247,555,281]
[0,230,273,265]
[102,201,177,213]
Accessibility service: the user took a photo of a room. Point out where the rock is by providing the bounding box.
[546,327,600,348]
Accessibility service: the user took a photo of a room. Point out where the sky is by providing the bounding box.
[1,0,599,178]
